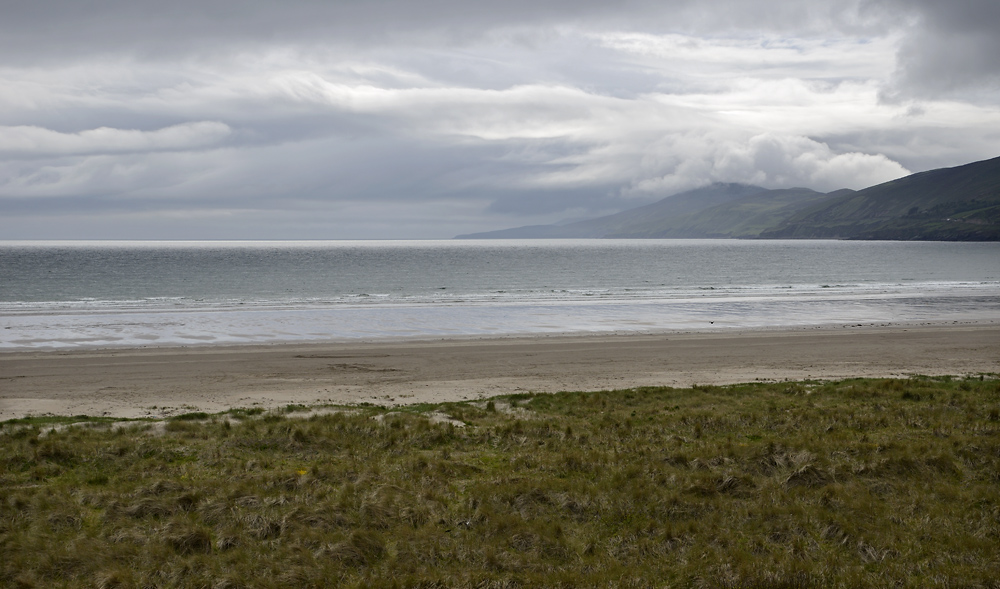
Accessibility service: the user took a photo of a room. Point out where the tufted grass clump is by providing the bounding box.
[2,376,1000,587]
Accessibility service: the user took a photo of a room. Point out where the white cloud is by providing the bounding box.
[617,132,908,196]
[593,31,899,81]
[0,122,231,157]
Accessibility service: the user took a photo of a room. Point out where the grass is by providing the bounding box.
[2,377,1000,587]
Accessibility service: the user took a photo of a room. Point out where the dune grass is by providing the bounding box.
[2,376,1000,588]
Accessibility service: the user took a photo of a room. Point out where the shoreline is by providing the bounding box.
[4,313,998,352]
[2,321,998,421]
[5,285,999,351]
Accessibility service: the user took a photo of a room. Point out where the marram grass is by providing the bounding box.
[2,376,1000,588]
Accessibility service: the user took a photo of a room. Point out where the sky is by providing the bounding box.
[1,0,999,239]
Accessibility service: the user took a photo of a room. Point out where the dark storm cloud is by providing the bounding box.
[2,1,995,97]
[876,0,1000,100]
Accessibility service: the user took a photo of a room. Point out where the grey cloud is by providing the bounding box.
[0,122,231,157]
[818,123,1000,174]
[0,0,888,64]
[4,1,992,99]
[0,131,529,206]
[0,0,651,62]
[875,0,1000,100]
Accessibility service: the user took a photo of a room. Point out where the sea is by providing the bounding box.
[2,239,999,350]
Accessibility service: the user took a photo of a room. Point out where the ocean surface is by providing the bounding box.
[2,239,999,349]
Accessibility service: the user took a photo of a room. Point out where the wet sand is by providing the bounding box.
[1,322,997,420]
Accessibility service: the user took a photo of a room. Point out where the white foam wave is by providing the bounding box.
[3,280,997,316]
[3,288,999,350]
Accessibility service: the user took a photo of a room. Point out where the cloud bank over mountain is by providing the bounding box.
[0,0,998,238]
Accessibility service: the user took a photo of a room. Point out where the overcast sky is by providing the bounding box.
[1,0,998,239]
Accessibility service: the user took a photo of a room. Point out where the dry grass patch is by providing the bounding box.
[2,376,1000,587]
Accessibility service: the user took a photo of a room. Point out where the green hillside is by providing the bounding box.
[573,183,766,237]
[611,188,834,238]
[762,156,1000,240]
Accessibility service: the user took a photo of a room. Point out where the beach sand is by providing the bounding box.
[1,322,998,420]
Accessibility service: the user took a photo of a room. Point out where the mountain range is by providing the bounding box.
[456,155,1000,240]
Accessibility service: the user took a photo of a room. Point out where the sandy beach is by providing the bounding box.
[1,321,998,420]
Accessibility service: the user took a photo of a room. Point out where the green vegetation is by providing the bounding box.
[3,377,1000,587]
[610,187,834,238]
[760,155,1000,240]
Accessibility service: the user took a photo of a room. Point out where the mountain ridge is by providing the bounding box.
[761,155,1000,240]
[456,155,1000,241]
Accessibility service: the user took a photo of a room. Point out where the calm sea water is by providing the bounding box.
[2,239,999,349]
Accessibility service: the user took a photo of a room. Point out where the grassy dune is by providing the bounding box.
[2,377,1000,588]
